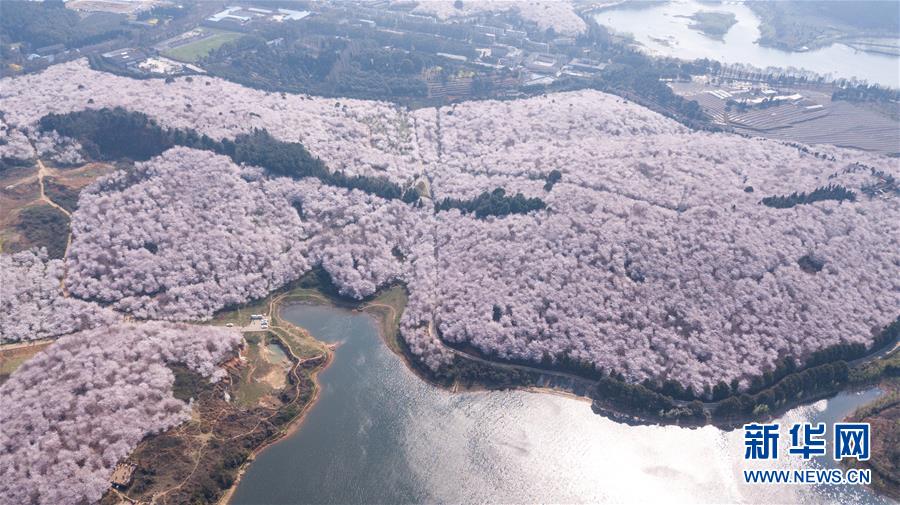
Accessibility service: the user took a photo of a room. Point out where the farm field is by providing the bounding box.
[737,100,900,155]
[672,81,900,154]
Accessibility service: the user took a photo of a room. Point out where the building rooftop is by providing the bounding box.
[110,463,136,488]
[437,52,468,62]
[207,6,309,24]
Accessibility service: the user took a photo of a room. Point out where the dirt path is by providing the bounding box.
[217,330,332,505]
[151,419,212,504]
[110,487,137,504]
[361,301,398,322]
[35,158,71,218]
[442,335,596,387]
[417,312,900,411]
[34,156,74,296]
[227,323,325,444]
[0,337,56,352]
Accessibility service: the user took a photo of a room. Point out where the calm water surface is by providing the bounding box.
[230,303,890,504]
[595,0,900,88]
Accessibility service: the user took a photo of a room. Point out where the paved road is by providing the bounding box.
[436,326,898,410]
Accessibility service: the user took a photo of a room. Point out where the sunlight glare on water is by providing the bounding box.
[229,304,889,504]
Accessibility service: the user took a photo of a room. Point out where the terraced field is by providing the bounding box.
[675,82,900,154]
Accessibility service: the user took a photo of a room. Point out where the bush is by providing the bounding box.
[15,204,69,259]
[761,184,856,209]
[435,187,546,219]
[39,108,407,201]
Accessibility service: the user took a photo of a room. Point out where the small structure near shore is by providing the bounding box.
[110,463,136,489]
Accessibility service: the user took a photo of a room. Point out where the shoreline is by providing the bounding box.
[216,289,897,501]
[219,337,335,505]
[356,297,584,398]
[271,287,899,424]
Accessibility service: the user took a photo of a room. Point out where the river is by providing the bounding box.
[229,303,891,504]
[594,0,900,88]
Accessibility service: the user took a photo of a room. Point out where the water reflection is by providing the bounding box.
[230,303,889,504]
[594,0,900,88]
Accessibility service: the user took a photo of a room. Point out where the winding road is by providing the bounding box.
[418,315,899,411]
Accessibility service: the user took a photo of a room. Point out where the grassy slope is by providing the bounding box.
[0,342,53,385]
[0,161,114,254]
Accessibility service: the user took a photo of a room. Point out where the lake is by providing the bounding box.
[229,303,890,504]
[594,0,900,88]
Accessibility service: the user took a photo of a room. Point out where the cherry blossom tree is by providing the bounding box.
[1,249,118,344]
[0,117,35,162]
[0,322,241,505]
[3,61,898,394]
[0,60,424,185]
[64,147,425,319]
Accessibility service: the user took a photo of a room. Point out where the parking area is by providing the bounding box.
[240,314,270,332]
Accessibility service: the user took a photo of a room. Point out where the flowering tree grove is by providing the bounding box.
[1,60,898,395]
[0,249,118,343]
[0,322,241,505]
